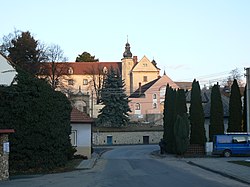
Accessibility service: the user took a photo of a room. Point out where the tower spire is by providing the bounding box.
[123,37,132,58]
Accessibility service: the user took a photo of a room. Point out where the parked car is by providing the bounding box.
[213,133,250,157]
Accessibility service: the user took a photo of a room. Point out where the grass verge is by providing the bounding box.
[10,158,84,176]
[229,160,250,168]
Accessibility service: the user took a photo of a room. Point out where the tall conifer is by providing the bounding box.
[97,67,131,127]
[163,87,176,153]
[242,85,247,132]
[209,84,224,141]
[163,84,169,142]
[228,79,242,132]
[189,80,206,145]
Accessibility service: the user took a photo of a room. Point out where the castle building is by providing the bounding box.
[121,41,160,94]
[50,41,162,118]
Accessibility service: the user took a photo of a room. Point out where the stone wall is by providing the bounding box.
[0,134,9,181]
[93,130,163,145]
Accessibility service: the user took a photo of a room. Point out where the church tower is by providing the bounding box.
[121,40,134,95]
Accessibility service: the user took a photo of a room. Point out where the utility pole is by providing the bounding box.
[246,68,250,133]
[91,90,94,118]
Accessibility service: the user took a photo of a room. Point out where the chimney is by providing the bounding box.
[133,56,138,65]
[139,82,142,95]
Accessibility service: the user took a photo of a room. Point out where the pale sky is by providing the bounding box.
[1,0,250,86]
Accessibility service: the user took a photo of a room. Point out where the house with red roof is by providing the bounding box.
[70,107,93,158]
[129,72,179,124]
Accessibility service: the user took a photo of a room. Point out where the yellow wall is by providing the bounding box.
[131,56,159,92]
[121,58,134,95]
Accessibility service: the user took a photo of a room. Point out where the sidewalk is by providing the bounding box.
[186,157,250,185]
[76,152,99,170]
[153,151,250,185]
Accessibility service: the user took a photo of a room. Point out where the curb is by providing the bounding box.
[187,161,250,185]
[76,158,97,170]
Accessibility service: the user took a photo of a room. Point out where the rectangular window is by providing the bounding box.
[70,130,77,146]
[68,79,74,85]
[83,79,88,85]
[143,76,147,82]
[135,103,140,110]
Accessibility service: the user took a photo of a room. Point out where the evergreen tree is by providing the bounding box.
[97,67,131,127]
[174,114,190,155]
[75,51,99,62]
[176,89,187,117]
[8,31,40,74]
[163,84,169,143]
[228,79,242,132]
[163,87,177,153]
[209,84,224,141]
[189,79,206,145]
[0,69,73,172]
[242,85,247,132]
[163,87,188,153]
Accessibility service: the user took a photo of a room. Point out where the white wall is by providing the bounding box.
[0,55,16,86]
[71,123,92,158]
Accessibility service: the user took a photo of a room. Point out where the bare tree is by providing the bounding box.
[86,64,105,104]
[223,68,244,88]
[40,44,70,90]
[0,29,21,56]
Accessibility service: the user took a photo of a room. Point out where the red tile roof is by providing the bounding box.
[68,62,121,75]
[0,129,15,134]
[40,62,121,75]
[70,107,94,123]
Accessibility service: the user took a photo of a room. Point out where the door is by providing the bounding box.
[143,136,149,144]
[107,136,113,145]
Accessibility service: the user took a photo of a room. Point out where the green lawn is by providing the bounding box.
[229,160,250,168]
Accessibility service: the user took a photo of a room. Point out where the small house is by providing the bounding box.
[70,108,93,158]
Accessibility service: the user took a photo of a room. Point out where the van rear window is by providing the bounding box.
[232,137,247,144]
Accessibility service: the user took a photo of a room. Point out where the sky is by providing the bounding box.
[1,0,250,86]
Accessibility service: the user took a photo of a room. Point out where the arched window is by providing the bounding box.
[135,103,140,110]
[153,94,157,99]
[103,67,108,74]
[68,67,74,74]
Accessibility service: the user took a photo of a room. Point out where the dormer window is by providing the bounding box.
[103,67,108,74]
[68,67,73,74]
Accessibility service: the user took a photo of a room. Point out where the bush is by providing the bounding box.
[0,70,73,172]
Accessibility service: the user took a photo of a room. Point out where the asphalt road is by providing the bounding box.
[1,145,249,187]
